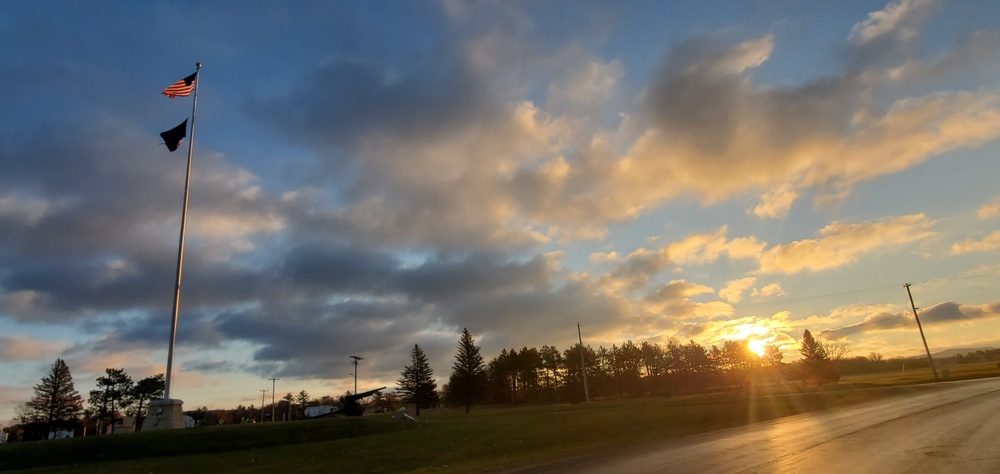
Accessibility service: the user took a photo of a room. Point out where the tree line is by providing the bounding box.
[4,328,958,441]
[420,328,939,412]
[439,332,787,408]
[8,359,164,441]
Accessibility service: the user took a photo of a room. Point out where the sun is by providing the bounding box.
[748,338,768,357]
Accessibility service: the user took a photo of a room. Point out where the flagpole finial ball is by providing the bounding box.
[196,62,202,68]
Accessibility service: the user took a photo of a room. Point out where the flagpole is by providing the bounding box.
[165,62,201,400]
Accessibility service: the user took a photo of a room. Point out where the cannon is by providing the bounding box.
[303,387,386,418]
[339,387,385,417]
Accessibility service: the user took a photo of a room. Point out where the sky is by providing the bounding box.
[2,0,1000,424]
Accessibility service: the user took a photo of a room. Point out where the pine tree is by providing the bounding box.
[799,330,839,385]
[397,344,438,416]
[448,328,487,413]
[799,329,828,362]
[130,374,165,430]
[88,368,134,434]
[25,358,84,434]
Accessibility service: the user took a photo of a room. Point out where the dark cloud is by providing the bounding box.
[919,301,1000,324]
[206,251,623,379]
[183,359,234,373]
[674,322,708,340]
[251,53,500,155]
[281,241,397,294]
[0,115,300,323]
[819,312,909,340]
[392,253,553,303]
[820,301,1000,340]
[644,34,860,164]
[645,281,705,303]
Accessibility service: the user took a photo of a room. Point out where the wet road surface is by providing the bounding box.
[512,377,1000,474]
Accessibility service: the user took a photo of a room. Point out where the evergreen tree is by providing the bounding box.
[397,344,438,415]
[282,392,295,420]
[799,330,839,385]
[447,328,487,413]
[130,374,165,430]
[25,358,84,434]
[799,330,827,361]
[88,368,134,434]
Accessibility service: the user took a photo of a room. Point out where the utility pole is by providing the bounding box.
[349,355,364,394]
[260,389,268,423]
[905,283,939,381]
[577,322,590,402]
[268,378,279,422]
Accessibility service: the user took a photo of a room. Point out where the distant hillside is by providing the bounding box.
[931,347,997,359]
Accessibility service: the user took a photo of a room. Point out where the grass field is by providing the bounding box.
[4,363,998,473]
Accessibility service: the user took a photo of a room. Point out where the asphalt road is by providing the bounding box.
[514,377,1000,474]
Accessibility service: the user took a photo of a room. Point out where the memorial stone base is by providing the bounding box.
[143,399,185,431]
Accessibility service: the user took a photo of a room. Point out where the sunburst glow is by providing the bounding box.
[748,339,768,357]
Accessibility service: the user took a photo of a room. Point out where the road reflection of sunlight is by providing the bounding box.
[744,380,825,473]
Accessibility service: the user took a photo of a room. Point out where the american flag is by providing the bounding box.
[162,72,197,98]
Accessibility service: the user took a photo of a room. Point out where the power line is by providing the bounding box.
[349,356,364,395]
[268,378,280,422]
[259,389,268,423]
[905,283,939,380]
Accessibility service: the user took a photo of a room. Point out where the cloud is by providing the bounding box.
[182,359,238,374]
[254,53,498,152]
[199,249,625,379]
[547,58,624,117]
[0,192,62,226]
[758,214,937,274]
[638,280,733,322]
[950,231,1000,255]
[600,213,939,293]
[819,300,1000,340]
[751,283,786,301]
[645,280,714,302]
[241,5,1000,249]
[849,0,936,46]
[589,251,619,263]
[819,312,907,340]
[750,184,799,219]
[667,226,766,266]
[719,277,756,304]
[0,335,70,362]
[0,119,290,323]
[600,227,765,294]
[977,196,1000,220]
[506,25,1000,226]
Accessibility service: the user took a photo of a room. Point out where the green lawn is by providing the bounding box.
[840,359,1000,384]
[4,367,998,473]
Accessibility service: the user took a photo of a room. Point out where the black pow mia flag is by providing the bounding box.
[160,120,187,152]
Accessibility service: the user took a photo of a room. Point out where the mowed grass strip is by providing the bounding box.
[0,416,416,471]
[3,378,975,474]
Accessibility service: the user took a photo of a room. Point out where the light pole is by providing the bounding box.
[578,322,590,402]
[349,355,364,394]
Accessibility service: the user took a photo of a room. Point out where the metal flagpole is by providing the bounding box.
[578,323,590,402]
[165,62,201,400]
